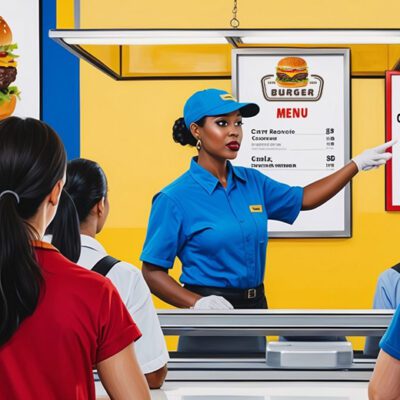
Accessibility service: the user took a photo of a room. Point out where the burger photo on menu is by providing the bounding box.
[0,16,19,120]
[276,57,309,88]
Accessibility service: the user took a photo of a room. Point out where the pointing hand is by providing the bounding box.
[352,139,397,171]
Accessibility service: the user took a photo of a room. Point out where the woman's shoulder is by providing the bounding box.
[159,170,192,196]
[110,260,142,281]
[37,246,110,289]
[378,267,400,287]
[150,171,193,208]
[105,260,151,307]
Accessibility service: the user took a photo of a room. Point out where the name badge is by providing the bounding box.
[249,205,263,213]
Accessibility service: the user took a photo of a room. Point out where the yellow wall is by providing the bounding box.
[57,0,400,349]
[77,0,400,29]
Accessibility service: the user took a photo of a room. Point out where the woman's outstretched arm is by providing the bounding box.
[302,140,395,210]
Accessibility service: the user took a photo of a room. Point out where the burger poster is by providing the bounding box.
[385,70,400,211]
[1,2,40,119]
[0,17,19,119]
[232,49,350,237]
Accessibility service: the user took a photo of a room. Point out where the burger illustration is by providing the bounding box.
[276,56,308,88]
[0,16,19,120]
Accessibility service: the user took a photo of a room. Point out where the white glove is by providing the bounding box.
[352,139,397,171]
[193,295,234,310]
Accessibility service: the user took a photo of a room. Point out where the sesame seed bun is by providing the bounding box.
[0,17,12,46]
[0,95,16,120]
[277,56,307,71]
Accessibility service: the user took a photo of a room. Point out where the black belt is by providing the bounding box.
[184,283,265,301]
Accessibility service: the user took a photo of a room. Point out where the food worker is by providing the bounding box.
[46,158,169,389]
[369,303,400,399]
[0,117,150,399]
[140,88,395,353]
[364,262,400,357]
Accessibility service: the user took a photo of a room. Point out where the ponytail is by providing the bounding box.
[46,158,108,262]
[0,195,42,346]
[46,190,81,263]
[64,158,107,223]
[0,117,66,346]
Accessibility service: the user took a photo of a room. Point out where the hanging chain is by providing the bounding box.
[230,0,240,29]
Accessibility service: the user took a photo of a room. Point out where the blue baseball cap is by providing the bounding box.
[183,88,260,128]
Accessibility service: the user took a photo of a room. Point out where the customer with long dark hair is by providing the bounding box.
[46,158,168,389]
[0,117,150,399]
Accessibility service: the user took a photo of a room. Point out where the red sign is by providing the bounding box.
[386,70,400,211]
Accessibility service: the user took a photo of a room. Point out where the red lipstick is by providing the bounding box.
[226,141,240,151]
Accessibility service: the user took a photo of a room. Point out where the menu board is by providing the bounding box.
[232,48,351,237]
[386,71,400,211]
[1,1,40,119]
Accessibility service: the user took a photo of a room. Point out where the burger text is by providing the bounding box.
[270,88,315,97]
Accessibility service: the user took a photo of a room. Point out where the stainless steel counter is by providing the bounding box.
[96,310,387,399]
[157,309,393,337]
[96,381,369,399]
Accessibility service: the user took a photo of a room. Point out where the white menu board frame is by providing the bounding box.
[232,48,351,237]
[385,70,400,211]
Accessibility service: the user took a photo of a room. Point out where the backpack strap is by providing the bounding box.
[391,263,400,274]
[91,255,120,276]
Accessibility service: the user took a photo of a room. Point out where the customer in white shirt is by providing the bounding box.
[46,158,168,389]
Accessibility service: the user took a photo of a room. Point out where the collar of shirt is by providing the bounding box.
[80,234,107,256]
[189,157,247,195]
[32,240,58,252]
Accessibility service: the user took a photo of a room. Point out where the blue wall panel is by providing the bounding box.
[41,0,80,159]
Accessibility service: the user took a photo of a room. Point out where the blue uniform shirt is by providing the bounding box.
[364,268,400,357]
[140,158,303,289]
[380,305,400,360]
[373,269,400,309]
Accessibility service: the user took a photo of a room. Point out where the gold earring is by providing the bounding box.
[196,139,202,151]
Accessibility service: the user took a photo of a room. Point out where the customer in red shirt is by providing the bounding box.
[0,117,150,400]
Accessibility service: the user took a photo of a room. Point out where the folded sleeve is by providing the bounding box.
[140,192,185,269]
[96,280,141,363]
[261,173,303,224]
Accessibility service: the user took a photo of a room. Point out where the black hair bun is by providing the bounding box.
[172,117,197,147]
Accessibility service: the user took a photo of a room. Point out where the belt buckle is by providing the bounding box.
[247,288,256,299]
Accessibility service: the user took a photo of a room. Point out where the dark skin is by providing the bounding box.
[142,111,358,308]
[145,365,168,389]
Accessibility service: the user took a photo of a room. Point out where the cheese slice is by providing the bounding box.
[277,69,307,78]
[0,55,17,68]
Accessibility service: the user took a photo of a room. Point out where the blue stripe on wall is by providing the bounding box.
[41,0,80,159]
